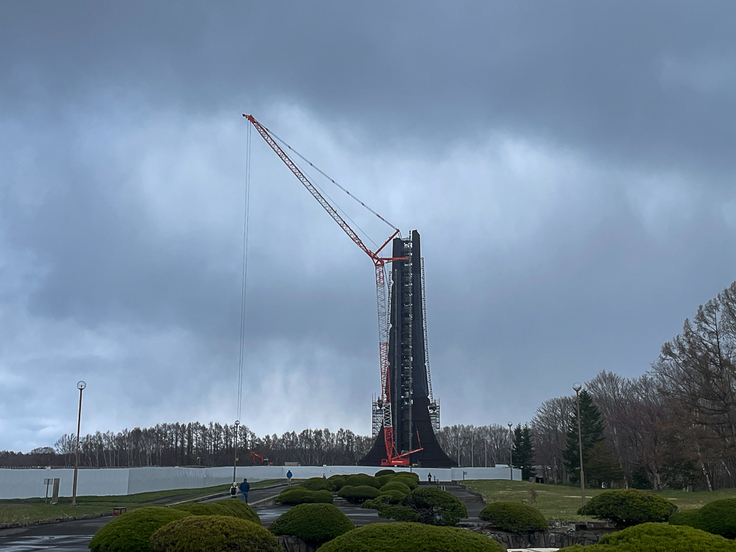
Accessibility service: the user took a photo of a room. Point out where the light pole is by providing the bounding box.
[72,381,86,507]
[573,383,586,507]
[507,422,513,481]
[232,420,240,485]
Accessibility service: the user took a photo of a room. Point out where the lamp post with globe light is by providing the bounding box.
[232,420,240,485]
[573,382,586,507]
[72,381,86,507]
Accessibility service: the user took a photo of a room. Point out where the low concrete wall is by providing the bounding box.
[0,464,520,499]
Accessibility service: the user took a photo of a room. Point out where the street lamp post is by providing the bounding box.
[573,383,586,507]
[71,381,86,507]
[507,422,513,481]
[232,420,240,485]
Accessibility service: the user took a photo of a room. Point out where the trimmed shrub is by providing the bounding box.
[393,473,419,490]
[301,477,334,492]
[172,503,225,516]
[209,499,261,524]
[670,499,736,539]
[337,485,380,503]
[700,498,736,538]
[268,503,354,544]
[89,506,191,552]
[559,522,736,551]
[150,515,280,552]
[317,522,505,552]
[578,489,677,527]
[380,481,412,495]
[399,487,467,526]
[375,469,396,476]
[275,487,333,504]
[378,489,407,503]
[345,473,381,489]
[377,504,419,522]
[376,474,394,487]
[327,474,347,491]
[479,502,547,532]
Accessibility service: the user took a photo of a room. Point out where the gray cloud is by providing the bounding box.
[2,2,736,451]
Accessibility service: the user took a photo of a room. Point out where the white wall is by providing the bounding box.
[0,465,521,500]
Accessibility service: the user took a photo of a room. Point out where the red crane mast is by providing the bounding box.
[243,114,410,465]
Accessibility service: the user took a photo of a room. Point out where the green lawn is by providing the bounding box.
[464,480,736,522]
[0,479,281,526]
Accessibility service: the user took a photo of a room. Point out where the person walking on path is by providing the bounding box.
[239,478,250,503]
[286,470,293,485]
[427,472,432,484]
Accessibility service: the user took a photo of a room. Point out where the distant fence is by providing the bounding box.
[0,465,519,500]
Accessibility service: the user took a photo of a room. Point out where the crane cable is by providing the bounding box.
[236,124,252,424]
[263,124,399,233]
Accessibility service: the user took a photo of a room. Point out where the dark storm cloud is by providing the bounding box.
[3,1,735,172]
[3,2,736,450]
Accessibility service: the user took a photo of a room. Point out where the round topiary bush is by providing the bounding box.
[150,515,280,552]
[380,481,412,495]
[669,508,707,532]
[345,474,381,489]
[172,502,230,517]
[392,473,419,490]
[559,522,736,551]
[400,487,468,526]
[578,489,677,527]
[375,469,396,476]
[275,487,333,505]
[479,502,547,532]
[317,522,505,552]
[699,498,736,538]
[327,474,346,490]
[376,474,394,487]
[337,485,380,503]
[268,503,354,544]
[89,506,191,552]
[378,489,408,503]
[300,477,334,492]
[210,499,262,524]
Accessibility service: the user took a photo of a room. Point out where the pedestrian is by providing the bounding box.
[286,470,292,486]
[229,483,237,498]
[427,472,432,484]
[239,478,250,503]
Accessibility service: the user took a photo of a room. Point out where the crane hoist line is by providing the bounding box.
[243,114,422,466]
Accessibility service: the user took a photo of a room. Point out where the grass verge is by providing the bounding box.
[0,479,281,526]
[464,480,736,522]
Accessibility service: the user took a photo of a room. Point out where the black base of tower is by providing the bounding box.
[358,396,457,468]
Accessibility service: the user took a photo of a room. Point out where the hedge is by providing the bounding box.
[669,498,736,539]
[89,506,191,552]
[376,474,394,487]
[268,503,354,544]
[275,487,333,505]
[479,502,547,532]
[400,487,467,526]
[345,474,381,489]
[559,522,736,551]
[172,499,261,524]
[327,474,347,491]
[392,473,419,490]
[337,485,380,503]
[150,515,280,552]
[300,477,334,492]
[578,489,677,527]
[375,469,396,476]
[317,522,505,552]
[380,481,412,495]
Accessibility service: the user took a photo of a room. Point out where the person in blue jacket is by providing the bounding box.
[239,478,250,503]
[286,470,293,485]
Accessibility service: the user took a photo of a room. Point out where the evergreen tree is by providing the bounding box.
[563,389,604,485]
[512,424,536,480]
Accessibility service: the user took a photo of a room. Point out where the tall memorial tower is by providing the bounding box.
[359,230,456,467]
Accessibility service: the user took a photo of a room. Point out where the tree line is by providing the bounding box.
[3,281,736,491]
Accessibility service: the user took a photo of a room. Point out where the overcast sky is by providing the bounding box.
[2,1,736,452]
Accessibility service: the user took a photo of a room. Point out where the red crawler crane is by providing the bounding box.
[243,114,421,466]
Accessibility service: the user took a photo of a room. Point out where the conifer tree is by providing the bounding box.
[512,424,536,481]
[563,389,604,484]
